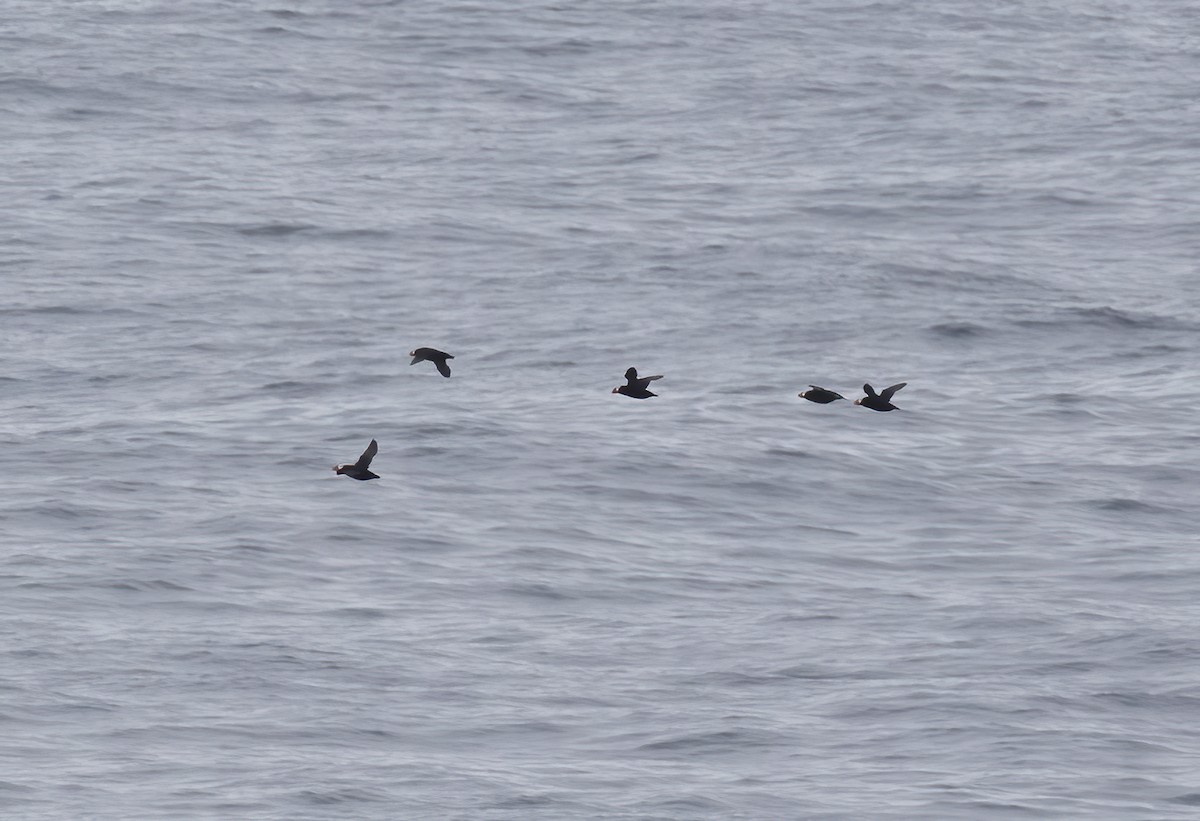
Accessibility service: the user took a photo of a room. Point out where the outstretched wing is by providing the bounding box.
[355,439,378,470]
[411,347,447,360]
[862,383,877,397]
[635,374,663,389]
[811,386,843,400]
[880,382,907,401]
[435,358,452,378]
[624,367,639,385]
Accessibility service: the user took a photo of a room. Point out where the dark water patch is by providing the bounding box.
[1110,570,1181,584]
[490,793,566,809]
[237,223,315,237]
[297,787,390,806]
[1092,691,1200,712]
[1040,392,1085,405]
[1170,793,1200,806]
[0,781,35,793]
[764,447,818,459]
[324,607,390,619]
[469,632,535,646]
[317,228,394,241]
[21,503,96,521]
[1018,305,1196,332]
[620,151,661,163]
[637,728,782,754]
[649,795,732,813]
[0,305,89,316]
[767,612,841,623]
[109,579,194,593]
[261,380,317,396]
[1117,343,1188,359]
[1025,660,1100,675]
[502,582,571,600]
[960,799,1041,815]
[253,25,324,39]
[520,38,607,58]
[1036,191,1100,207]
[3,647,60,660]
[0,304,149,320]
[351,728,399,742]
[107,479,164,494]
[1073,305,1172,328]
[1086,497,1172,514]
[775,663,894,680]
[928,321,989,338]
[682,670,780,688]
[76,174,139,188]
[86,373,138,386]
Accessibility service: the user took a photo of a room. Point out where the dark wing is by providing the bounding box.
[880,382,907,401]
[862,383,877,397]
[435,358,451,378]
[634,374,664,389]
[354,439,378,470]
[624,367,639,385]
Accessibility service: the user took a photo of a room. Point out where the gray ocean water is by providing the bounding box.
[4,1,1200,818]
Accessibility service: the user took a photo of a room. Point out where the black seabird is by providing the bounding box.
[410,347,453,378]
[855,382,907,412]
[612,366,663,399]
[799,385,845,404]
[334,439,380,480]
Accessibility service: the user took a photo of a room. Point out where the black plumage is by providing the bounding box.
[410,347,454,378]
[855,382,907,412]
[799,385,845,404]
[612,366,663,399]
[333,439,380,480]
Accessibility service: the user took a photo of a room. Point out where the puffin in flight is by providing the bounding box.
[799,385,845,404]
[612,366,663,399]
[333,439,380,480]
[410,347,454,378]
[855,382,907,412]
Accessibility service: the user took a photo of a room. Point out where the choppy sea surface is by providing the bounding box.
[4,1,1200,818]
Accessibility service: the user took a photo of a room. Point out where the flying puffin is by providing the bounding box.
[333,439,380,480]
[799,385,845,404]
[612,366,663,399]
[855,383,907,412]
[410,347,454,378]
